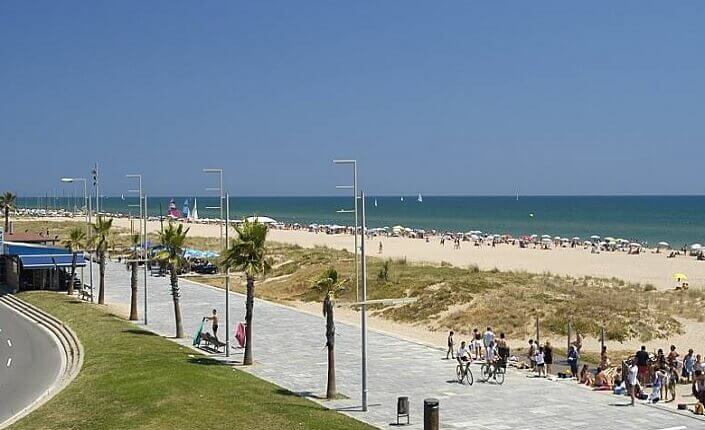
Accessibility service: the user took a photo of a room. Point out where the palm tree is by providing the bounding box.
[221,219,271,365]
[156,222,189,338]
[61,227,86,296]
[0,192,16,233]
[314,268,346,399]
[126,233,140,321]
[92,216,113,305]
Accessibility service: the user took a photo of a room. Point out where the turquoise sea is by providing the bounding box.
[17,195,705,246]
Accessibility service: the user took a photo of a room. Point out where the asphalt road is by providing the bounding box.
[0,302,62,426]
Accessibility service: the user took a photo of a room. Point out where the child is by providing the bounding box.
[446,331,455,360]
[683,349,695,383]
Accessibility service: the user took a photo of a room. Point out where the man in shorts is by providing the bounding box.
[635,345,650,385]
[483,326,495,360]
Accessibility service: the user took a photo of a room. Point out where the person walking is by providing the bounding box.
[482,326,495,360]
[446,331,455,359]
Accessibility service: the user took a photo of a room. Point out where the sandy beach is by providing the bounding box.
[86,216,705,292]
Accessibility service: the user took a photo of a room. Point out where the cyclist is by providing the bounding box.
[457,341,472,373]
[485,340,499,373]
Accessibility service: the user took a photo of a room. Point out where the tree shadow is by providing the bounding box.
[188,357,223,366]
[123,328,158,336]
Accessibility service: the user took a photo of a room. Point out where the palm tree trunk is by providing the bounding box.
[98,251,106,304]
[68,252,77,296]
[324,295,336,399]
[4,207,8,232]
[129,261,138,321]
[244,276,255,365]
[170,265,183,338]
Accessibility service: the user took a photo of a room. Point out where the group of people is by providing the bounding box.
[446,327,509,371]
[624,344,705,407]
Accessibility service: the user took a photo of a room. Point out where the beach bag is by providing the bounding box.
[695,402,704,415]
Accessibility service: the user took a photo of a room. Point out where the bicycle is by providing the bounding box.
[479,361,505,385]
[455,359,474,385]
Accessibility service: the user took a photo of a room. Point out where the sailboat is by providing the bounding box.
[374,198,378,207]
[400,196,404,202]
[516,186,519,201]
[191,198,199,220]
[417,193,423,203]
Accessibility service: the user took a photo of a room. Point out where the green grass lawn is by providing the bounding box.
[11,292,374,430]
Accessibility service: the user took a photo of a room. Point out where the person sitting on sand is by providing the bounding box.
[579,364,594,386]
[598,346,611,371]
[594,368,612,389]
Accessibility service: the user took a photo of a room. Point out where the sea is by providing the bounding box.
[16,195,705,246]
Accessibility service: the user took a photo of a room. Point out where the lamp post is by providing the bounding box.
[203,168,230,357]
[126,174,148,325]
[60,177,93,302]
[333,159,367,411]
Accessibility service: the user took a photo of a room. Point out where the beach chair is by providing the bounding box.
[199,332,226,353]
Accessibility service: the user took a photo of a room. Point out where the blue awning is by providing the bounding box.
[18,254,86,269]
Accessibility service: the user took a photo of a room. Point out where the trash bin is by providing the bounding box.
[424,398,439,430]
[396,396,409,425]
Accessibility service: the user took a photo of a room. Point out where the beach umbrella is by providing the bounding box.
[553,236,561,240]
[604,237,615,243]
[572,237,580,241]
[541,234,551,239]
[628,242,641,248]
[673,273,687,281]
[590,235,600,240]
[541,238,551,243]
[657,241,670,248]
[691,244,702,250]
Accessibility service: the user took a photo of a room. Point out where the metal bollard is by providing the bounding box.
[423,398,439,430]
[396,396,409,425]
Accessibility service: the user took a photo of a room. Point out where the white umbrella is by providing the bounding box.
[541,234,551,239]
[691,244,702,250]
[629,242,642,248]
[590,235,601,240]
[245,216,278,224]
[657,241,670,248]
[572,237,580,241]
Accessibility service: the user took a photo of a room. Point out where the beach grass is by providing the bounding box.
[198,242,705,343]
[10,292,374,430]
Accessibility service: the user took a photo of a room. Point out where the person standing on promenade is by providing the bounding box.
[204,309,219,338]
[567,345,579,378]
[446,331,455,359]
[628,360,639,406]
[683,349,695,382]
[527,339,537,371]
[473,328,483,359]
[482,327,495,360]
[635,345,650,385]
[544,341,553,375]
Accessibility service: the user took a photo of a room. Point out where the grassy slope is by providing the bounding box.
[11,292,373,430]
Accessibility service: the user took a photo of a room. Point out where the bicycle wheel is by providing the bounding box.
[456,365,464,383]
[465,368,474,385]
[479,364,490,382]
[495,368,505,385]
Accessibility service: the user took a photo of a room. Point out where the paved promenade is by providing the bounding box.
[91,261,698,429]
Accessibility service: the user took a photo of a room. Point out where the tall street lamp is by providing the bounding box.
[126,174,149,325]
[332,159,367,411]
[60,177,94,302]
[203,168,231,357]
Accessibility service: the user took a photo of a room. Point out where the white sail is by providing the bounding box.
[374,199,378,207]
[417,193,423,202]
[191,198,199,220]
[400,196,404,202]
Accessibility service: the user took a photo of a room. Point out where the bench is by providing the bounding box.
[78,285,93,301]
[199,332,225,353]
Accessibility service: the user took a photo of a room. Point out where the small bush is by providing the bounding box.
[468,264,480,273]
[644,284,657,292]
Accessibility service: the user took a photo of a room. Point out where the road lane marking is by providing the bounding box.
[6,357,11,367]
[7,339,12,347]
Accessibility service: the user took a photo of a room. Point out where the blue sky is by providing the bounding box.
[1,1,704,196]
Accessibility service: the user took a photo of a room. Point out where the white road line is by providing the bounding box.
[657,427,687,430]
[7,339,12,347]
[6,357,11,367]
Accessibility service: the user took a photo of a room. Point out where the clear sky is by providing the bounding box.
[1,1,704,196]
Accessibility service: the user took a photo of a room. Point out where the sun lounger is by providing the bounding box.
[199,332,225,353]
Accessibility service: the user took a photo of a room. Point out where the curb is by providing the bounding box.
[0,293,84,429]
